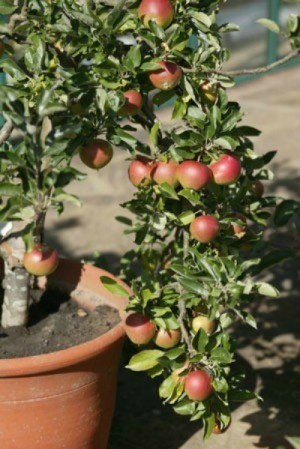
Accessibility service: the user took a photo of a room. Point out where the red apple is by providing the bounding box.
[149,61,182,91]
[177,161,212,190]
[23,244,59,276]
[251,180,264,198]
[120,90,143,116]
[151,160,178,187]
[192,315,215,334]
[184,370,213,401]
[124,313,156,345]
[138,0,174,29]
[153,328,181,349]
[210,154,241,185]
[79,139,113,169]
[190,216,220,243]
[230,212,247,238]
[128,157,153,187]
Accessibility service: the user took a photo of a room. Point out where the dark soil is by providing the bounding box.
[0,288,120,359]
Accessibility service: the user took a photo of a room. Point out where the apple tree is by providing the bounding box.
[0,0,299,440]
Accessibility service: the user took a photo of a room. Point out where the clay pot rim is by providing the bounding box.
[0,259,130,378]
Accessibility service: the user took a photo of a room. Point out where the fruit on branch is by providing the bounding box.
[177,161,212,190]
[210,154,241,185]
[230,212,247,238]
[149,61,182,91]
[251,179,264,198]
[0,40,4,58]
[79,139,113,169]
[190,216,220,243]
[128,157,153,187]
[138,0,174,29]
[200,80,218,103]
[124,313,156,345]
[184,370,213,401]
[192,315,215,334]
[120,90,143,116]
[23,244,59,276]
[151,160,178,187]
[154,328,181,348]
[213,417,232,434]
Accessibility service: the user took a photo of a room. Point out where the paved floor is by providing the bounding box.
[47,67,300,449]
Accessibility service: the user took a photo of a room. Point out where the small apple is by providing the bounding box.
[128,157,153,187]
[149,61,182,91]
[230,212,247,238]
[151,160,178,187]
[79,139,113,169]
[192,315,215,334]
[120,90,143,116]
[23,244,59,276]
[184,370,213,401]
[124,313,156,345]
[177,161,212,190]
[210,154,241,185]
[153,328,181,349]
[138,0,174,29]
[213,417,232,434]
[250,180,264,198]
[190,216,220,243]
[201,80,217,103]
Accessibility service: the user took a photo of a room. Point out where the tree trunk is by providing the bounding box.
[1,262,29,328]
[0,229,30,328]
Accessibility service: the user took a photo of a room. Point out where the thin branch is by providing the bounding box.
[182,50,299,77]
[178,229,195,357]
[0,121,13,145]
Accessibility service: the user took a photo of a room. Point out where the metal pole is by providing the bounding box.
[267,0,280,64]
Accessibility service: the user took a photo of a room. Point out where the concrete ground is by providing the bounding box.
[47,67,300,449]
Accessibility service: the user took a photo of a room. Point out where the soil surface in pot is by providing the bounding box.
[0,288,120,359]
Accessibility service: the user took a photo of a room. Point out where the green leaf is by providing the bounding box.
[286,437,300,449]
[127,349,164,371]
[256,18,280,34]
[229,389,256,401]
[210,347,233,364]
[257,282,279,298]
[0,183,21,196]
[100,276,129,297]
[193,328,208,353]
[203,413,215,440]
[274,200,299,227]
[0,0,17,14]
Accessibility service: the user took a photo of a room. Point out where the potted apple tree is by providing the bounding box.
[100,0,299,441]
[0,0,299,448]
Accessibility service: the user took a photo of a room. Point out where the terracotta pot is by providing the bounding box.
[0,259,129,449]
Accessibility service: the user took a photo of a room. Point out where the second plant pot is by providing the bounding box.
[0,259,129,449]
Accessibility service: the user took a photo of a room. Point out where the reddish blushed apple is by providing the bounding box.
[23,244,59,276]
[138,0,174,29]
[251,180,264,198]
[124,313,156,345]
[192,315,215,334]
[177,161,212,190]
[190,216,220,243]
[151,160,178,187]
[80,139,113,169]
[120,90,143,116]
[153,328,181,348]
[210,154,241,185]
[184,370,213,401]
[149,61,182,91]
[128,157,153,187]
